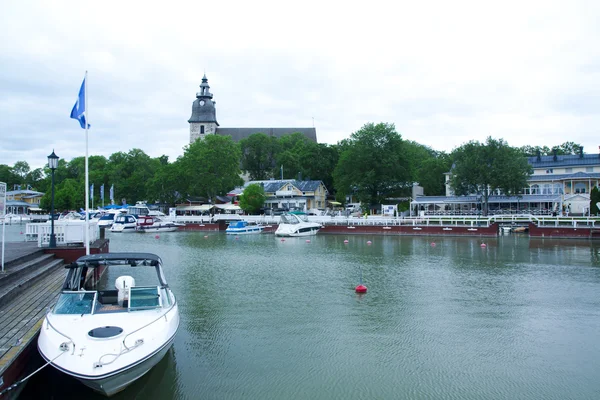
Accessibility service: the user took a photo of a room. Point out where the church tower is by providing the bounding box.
[189,74,219,143]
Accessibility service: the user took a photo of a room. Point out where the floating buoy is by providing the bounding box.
[430,242,436,247]
[155,235,160,239]
[281,238,285,242]
[344,239,349,244]
[235,236,239,240]
[305,239,310,243]
[480,243,487,248]
[367,241,372,245]
[355,284,368,293]
[20,232,23,235]
[204,235,208,238]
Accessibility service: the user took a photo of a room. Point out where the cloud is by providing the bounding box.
[2,0,600,170]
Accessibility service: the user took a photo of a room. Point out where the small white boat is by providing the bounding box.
[226,220,264,235]
[110,214,138,233]
[37,252,179,397]
[275,212,322,237]
[135,216,180,233]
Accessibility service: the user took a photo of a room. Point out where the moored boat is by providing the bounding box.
[275,212,322,237]
[109,214,138,233]
[135,216,181,233]
[226,220,265,235]
[37,252,179,397]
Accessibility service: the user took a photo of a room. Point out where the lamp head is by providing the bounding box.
[48,150,59,170]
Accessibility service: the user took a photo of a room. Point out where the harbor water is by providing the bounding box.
[6,224,600,399]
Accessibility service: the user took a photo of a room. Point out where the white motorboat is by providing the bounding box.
[109,214,138,233]
[38,252,179,397]
[135,216,181,233]
[275,212,322,237]
[225,220,264,235]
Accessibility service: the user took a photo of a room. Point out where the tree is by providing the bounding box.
[239,133,279,180]
[590,186,600,216]
[450,137,532,216]
[12,161,30,182]
[403,141,451,196]
[519,141,582,156]
[238,183,266,214]
[333,122,412,207]
[179,135,243,202]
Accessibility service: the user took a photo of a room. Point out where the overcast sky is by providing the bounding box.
[2,1,599,170]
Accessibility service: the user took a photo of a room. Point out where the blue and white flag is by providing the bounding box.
[90,183,94,196]
[100,184,104,201]
[109,184,114,202]
[70,76,89,129]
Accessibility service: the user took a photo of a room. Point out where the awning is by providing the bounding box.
[176,204,214,211]
[214,204,241,211]
[328,201,342,205]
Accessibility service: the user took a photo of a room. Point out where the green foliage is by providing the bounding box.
[590,186,600,216]
[450,137,532,215]
[239,133,279,180]
[519,141,583,156]
[333,122,411,206]
[179,135,243,202]
[239,183,266,214]
[403,141,451,196]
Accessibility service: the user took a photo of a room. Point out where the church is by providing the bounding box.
[188,75,317,143]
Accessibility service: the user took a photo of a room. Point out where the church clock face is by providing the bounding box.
[199,100,205,106]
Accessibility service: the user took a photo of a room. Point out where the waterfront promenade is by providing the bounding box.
[0,242,65,398]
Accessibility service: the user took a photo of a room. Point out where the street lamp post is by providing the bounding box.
[48,150,59,248]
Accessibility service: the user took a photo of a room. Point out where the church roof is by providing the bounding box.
[216,127,317,142]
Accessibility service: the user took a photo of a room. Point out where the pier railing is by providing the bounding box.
[24,222,99,247]
[172,214,599,229]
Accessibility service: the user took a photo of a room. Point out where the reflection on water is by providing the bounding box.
[21,232,600,399]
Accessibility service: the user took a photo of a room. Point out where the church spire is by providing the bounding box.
[197,74,213,99]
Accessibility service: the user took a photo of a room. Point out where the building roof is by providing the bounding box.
[6,190,44,196]
[528,153,600,168]
[243,179,326,194]
[217,127,317,142]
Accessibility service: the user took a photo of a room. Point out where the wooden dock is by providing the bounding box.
[0,239,109,398]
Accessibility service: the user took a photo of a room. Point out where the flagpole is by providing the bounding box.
[84,70,90,255]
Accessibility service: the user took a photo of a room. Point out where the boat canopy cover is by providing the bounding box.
[67,252,162,268]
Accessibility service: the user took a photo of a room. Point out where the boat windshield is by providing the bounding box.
[279,214,300,224]
[54,291,97,315]
[129,286,162,310]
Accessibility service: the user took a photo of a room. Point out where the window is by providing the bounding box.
[200,125,205,134]
[546,169,553,174]
[574,182,586,194]
[586,167,594,172]
[565,168,572,173]
[530,184,540,194]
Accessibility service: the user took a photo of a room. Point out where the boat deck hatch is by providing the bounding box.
[88,326,124,338]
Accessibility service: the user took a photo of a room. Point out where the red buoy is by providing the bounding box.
[155,235,160,239]
[480,243,487,248]
[367,241,372,245]
[344,239,349,244]
[305,239,310,243]
[204,235,208,238]
[281,238,285,242]
[355,284,368,293]
[431,242,436,247]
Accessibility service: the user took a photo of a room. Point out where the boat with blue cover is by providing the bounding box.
[226,220,265,235]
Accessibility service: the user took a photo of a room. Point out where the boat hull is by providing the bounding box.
[226,227,264,234]
[275,226,321,237]
[136,226,178,233]
[40,333,176,397]
[76,335,175,396]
